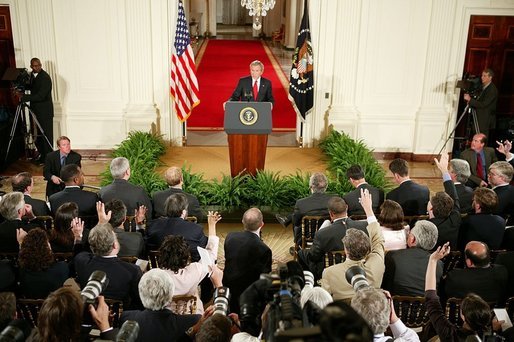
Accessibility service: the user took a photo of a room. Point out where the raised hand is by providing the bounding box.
[96,201,111,224]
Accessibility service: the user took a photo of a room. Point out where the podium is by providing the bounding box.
[224,102,272,177]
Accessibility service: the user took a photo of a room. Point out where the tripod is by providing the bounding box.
[4,102,53,163]
[437,102,480,157]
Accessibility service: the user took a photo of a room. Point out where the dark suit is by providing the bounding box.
[21,69,53,159]
[299,218,368,279]
[43,150,82,198]
[455,183,474,214]
[229,76,274,103]
[458,213,505,250]
[120,309,200,342]
[343,183,384,216]
[114,227,145,258]
[49,186,98,217]
[0,219,40,253]
[152,188,203,221]
[383,248,443,297]
[145,217,207,261]
[386,180,430,216]
[24,194,50,216]
[443,265,508,305]
[99,179,152,219]
[74,252,142,309]
[292,192,335,244]
[494,251,514,298]
[430,180,462,249]
[493,184,514,225]
[460,147,497,188]
[468,82,498,137]
[223,230,272,314]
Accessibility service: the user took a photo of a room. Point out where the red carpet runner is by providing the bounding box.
[187,40,297,131]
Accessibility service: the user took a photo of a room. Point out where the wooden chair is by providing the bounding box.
[170,295,197,315]
[124,215,142,232]
[445,297,495,328]
[186,216,198,224]
[53,252,74,263]
[294,215,328,260]
[148,250,160,269]
[442,251,463,277]
[489,249,507,264]
[392,296,429,330]
[35,215,53,231]
[324,250,346,268]
[105,298,124,328]
[16,298,45,327]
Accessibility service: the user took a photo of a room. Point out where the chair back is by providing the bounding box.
[324,250,346,268]
[186,216,198,223]
[16,298,45,327]
[299,216,329,250]
[53,252,74,263]
[105,298,124,328]
[119,256,138,264]
[490,249,507,264]
[442,251,463,277]
[170,295,197,315]
[148,250,160,269]
[506,296,514,321]
[35,215,54,231]
[392,296,429,329]
[445,297,495,328]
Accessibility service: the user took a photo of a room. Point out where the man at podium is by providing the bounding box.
[228,60,274,105]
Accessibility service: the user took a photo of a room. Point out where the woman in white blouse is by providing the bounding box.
[378,200,410,251]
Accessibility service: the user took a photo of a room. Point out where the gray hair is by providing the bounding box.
[301,286,333,309]
[309,173,328,193]
[410,220,438,250]
[0,192,24,220]
[138,268,175,310]
[110,157,130,179]
[88,223,116,256]
[450,159,471,184]
[351,287,390,335]
[250,60,264,71]
[242,208,263,232]
[489,161,514,183]
[343,228,371,260]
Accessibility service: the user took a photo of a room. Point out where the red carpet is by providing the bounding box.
[187,40,297,131]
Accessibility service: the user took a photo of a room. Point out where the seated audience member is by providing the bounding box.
[104,199,145,258]
[301,286,334,310]
[429,153,462,249]
[488,161,514,225]
[425,243,494,341]
[378,200,409,251]
[320,189,385,301]
[158,211,222,314]
[28,286,115,341]
[444,241,508,305]
[386,158,430,216]
[43,136,82,198]
[146,193,207,261]
[458,187,505,250]
[0,192,35,252]
[275,172,334,247]
[120,268,201,342]
[74,223,142,308]
[351,287,420,341]
[298,196,367,280]
[319,301,374,342]
[18,228,69,299]
[449,158,474,214]
[99,156,152,219]
[48,164,98,217]
[48,202,89,252]
[382,220,442,296]
[152,166,204,221]
[461,133,497,188]
[343,164,384,216]
[196,313,234,342]
[223,208,272,314]
[0,292,16,331]
[11,172,51,216]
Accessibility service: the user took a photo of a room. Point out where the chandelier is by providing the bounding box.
[241,0,276,31]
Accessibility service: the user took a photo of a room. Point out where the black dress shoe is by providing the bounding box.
[275,214,289,228]
[289,246,296,256]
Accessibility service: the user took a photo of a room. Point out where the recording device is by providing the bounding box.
[81,270,109,328]
[303,271,314,288]
[345,265,370,292]
[243,90,253,102]
[0,319,32,342]
[456,73,482,97]
[115,320,140,342]
[1,68,30,93]
[213,286,231,316]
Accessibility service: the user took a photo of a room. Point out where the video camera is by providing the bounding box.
[457,73,482,98]
[1,68,30,93]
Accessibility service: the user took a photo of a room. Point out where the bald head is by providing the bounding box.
[464,241,490,268]
[242,208,263,232]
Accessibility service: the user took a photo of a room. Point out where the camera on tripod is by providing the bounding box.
[457,73,482,98]
[2,67,30,93]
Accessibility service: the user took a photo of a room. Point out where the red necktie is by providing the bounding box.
[253,80,258,101]
[476,153,484,180]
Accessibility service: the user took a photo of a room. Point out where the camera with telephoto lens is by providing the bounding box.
[213,286,231,316]
[81,270,109,327]
[0,319,32,342]
[345,265,370,292]
[12,69,30,92]
[115,320,140,342]
[456,73,482,98]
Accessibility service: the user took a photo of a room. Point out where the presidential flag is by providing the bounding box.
[288,0,314,121]
[170,0,200,122]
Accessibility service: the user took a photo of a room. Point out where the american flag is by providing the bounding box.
[170,0,200,122]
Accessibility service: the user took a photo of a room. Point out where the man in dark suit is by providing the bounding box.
[18,58,54,162]
[99,157,152,219]
[105,199,145,258]
[48,164,98,217]
[488,161,514,225]
[74,223,142,309]
[43,136,82,199]
[386,158,430,216]
[145,193,207,260]
[223,207,272,314]
[429,154,462,249]
[460,133,497,188]
[343,164,384,216]
[449,158,474,214]
[0,192,37,253]
[444,241,508,305]
[463,68,498,139]
[152,166,203,221]
[11,172,50,216]
[458,187,505,250]
[382,220,443,296]
[298,196,368,280]
[228,60,274,104]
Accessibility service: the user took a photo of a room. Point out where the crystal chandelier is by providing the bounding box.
[241,0,276,31]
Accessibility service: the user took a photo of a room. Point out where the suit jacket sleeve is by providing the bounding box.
[22,72,52,103]
[443,180,460,212]
[469,84,497,109]
[263,79,274,104]
[229,78,246,101]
